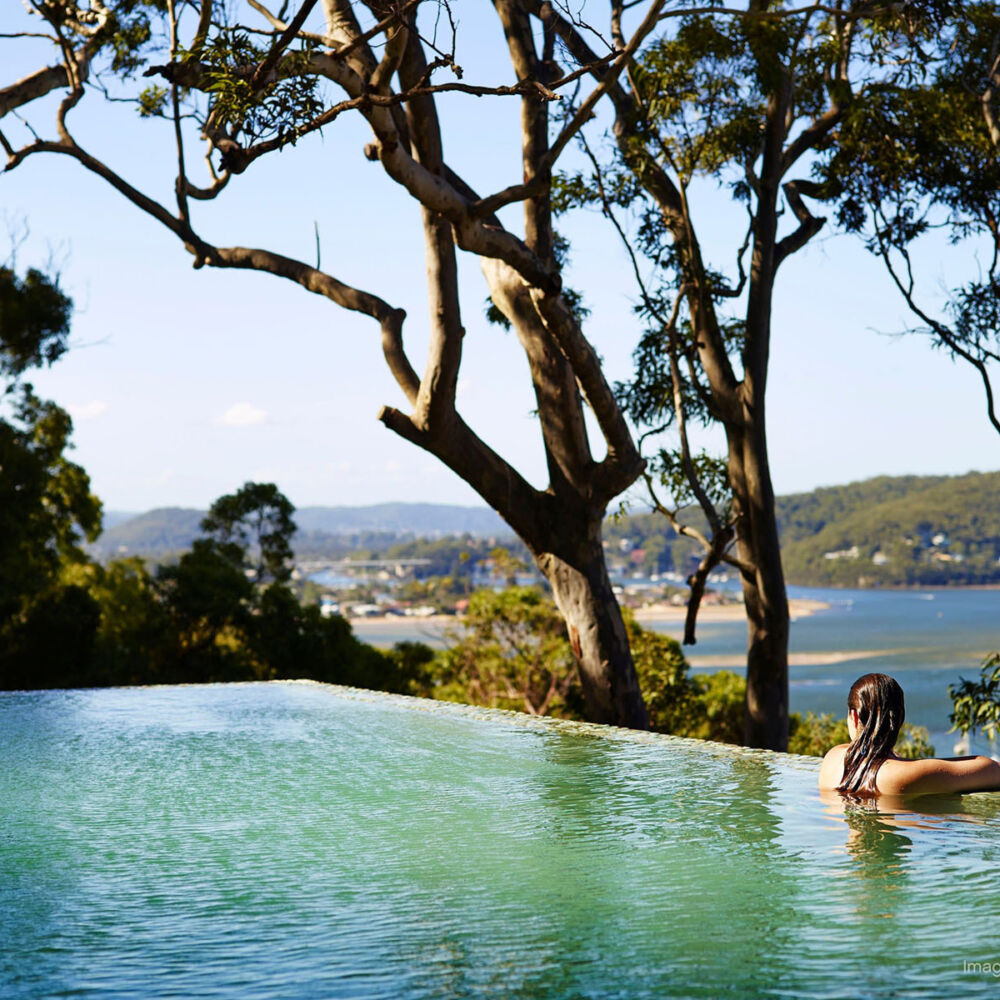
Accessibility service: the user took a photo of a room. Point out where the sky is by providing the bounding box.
[2,2,998,514]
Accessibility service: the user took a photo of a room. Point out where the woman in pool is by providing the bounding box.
[818,672,1000,796]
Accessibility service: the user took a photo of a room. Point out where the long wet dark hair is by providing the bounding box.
[837,673,905,797]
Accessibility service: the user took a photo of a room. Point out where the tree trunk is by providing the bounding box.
[727,421,790,750]
[537,531,649,729]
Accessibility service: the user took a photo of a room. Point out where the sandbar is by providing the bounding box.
[631,597,830,623]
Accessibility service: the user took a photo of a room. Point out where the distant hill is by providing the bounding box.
[93,508,206,559]
[94,472,1000,586]
[100,510,139,531]
[602,470,1000,587]
[93,502,512,560]
[293,503,508,536]
[776,471,1000,586]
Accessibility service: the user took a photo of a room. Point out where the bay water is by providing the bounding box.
[354,586,1000,754]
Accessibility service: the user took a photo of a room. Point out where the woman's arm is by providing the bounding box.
[903,755,1000,795]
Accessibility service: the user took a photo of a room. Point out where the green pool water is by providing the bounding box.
[2,682,999,999]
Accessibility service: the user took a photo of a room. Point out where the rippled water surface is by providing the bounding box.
[3,682,1000,999]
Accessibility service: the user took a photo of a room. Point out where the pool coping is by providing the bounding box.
[285,679,825,773]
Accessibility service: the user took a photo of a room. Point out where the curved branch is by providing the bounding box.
[982,39,1000,150]
[528,286,644,501]
[874,231,1000,437]
[212,246,419,404]
[4,134,421,405]
[473,0,666,218]
[775,179,825,268]
[0,63,73,117]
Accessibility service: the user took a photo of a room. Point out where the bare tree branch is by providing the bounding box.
[775,178,826,267]
[982,36,1000,150]
[874,228,1000,437]
[473,0,666,218]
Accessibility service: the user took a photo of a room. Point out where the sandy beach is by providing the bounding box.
[630,596,830,624]
[686,649,886,668]
[349,597,831,632]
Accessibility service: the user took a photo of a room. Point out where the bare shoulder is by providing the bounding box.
[817,743,850,789]
[877,755,1000,796]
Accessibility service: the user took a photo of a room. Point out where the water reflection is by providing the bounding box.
[817,787,995,920]
[5,685,1000,1000]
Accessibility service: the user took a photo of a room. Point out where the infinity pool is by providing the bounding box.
[3,682,999,999]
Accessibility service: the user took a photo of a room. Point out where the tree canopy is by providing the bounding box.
[4,0,994,746]
[201,481,297,584]
[0,262,102,688]
[823,5,1000,432]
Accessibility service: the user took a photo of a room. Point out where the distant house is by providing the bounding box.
[932,551,964,563]
[872,551,889,566]
[406,605,438,617]
[823,545,859,561]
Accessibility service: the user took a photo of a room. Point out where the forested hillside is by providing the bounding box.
[776,472,1000,586]
[95,471,1000,587]
[606,471,1000,587]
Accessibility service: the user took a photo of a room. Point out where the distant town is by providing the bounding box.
[90,469,1000,623]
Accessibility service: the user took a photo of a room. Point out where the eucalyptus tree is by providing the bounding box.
[201,481,297,585]
[0,263,100,622]
[0,262,103,688]
[0,0,678,728]
[824,4,1000,435]
[548,0,958,747]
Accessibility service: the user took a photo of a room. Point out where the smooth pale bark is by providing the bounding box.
[532,0,856,749]
[541,540,649,728]
[2,0,657,730]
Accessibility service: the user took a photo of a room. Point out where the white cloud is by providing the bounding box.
[217,402,268,427]
[68,400,108,421]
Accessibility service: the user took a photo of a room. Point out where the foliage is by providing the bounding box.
[489,546,527,587]
[678,670,747,745]
[623,611,702,733]
[0,583,101,691]
[895,724,936,760]
[201,481,297,584]
[433,587,583,717]
[84,556,172,685]
[788,712,850,757]
[200,29,322,153]
[0,265,103,689]
[428,583,945,752]
[821,5,1000,426]
[93,469,1000,590]
[154,538,256,681]
[0,387,102,614]
[777,471,1000,587]
[0,266,73,378]
[0,459,430,694]
[648,447,732,515]
[395,574,471,610]
[785,711,934,758]
[604,471,1000,588]
[382,535,487,579]
[949,652,1000,742]
[383,641,437,698]
[431,587,754,743]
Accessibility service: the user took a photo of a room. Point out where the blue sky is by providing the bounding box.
[3,2,998,513]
